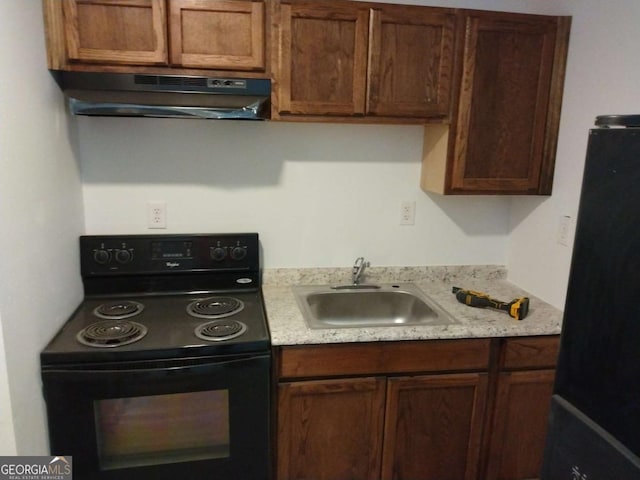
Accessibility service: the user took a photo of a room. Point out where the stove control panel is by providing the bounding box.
[80,233,259,276]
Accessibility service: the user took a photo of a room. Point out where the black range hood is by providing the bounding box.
[52,71,271,120]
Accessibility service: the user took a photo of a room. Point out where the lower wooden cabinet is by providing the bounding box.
[275,336,559,480]
[485,370,556,480]
[277,377,385,480]
[382,373,488,480]
[483,335,560,480]
[278,373,487,480]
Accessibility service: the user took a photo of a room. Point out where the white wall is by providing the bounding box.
[0,315,16,454]
[507,0,640,309]
[0,1,84,454]
[80,120,510,267]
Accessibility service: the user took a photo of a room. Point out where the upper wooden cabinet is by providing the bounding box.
[421,11,571,195]
[274,1,369,116]
[43,0,266,73]
[366,7,458,118]
[59,0,168,66]
[272,0,460,121]
[169,0,265,70]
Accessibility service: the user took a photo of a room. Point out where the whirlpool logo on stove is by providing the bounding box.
[0,456,72,479]
[165,261,180,268]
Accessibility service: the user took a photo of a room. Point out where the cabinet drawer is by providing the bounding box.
[500,335,560,370]
[277,339,491,379]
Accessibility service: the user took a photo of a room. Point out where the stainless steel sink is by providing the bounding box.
[293,283,457,329]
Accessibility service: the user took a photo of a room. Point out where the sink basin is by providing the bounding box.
[293,283,457,329]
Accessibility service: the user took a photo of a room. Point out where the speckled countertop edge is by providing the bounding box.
[262,265,563,346]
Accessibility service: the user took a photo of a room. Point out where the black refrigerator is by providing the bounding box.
[542,115,640,479]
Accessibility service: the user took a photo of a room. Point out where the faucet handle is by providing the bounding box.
[353,256,367,270]
[352,257,370,284]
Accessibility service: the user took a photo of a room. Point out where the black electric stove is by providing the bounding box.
[40,233,271,480]
[41,233,269,365]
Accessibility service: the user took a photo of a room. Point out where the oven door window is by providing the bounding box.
[94,389,229,470]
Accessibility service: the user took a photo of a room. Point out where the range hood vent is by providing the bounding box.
[53,71,271,120]
[134,74,207,87]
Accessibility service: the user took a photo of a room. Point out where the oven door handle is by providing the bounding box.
[42,353,270,379]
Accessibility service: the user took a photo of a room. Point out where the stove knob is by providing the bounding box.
[210,246,227,261]
[93,249,111,265]
[115,249,133,264]
[230,246,247,261]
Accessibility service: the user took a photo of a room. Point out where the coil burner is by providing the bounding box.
[76,320,148,348]
[195,319,248,342]
[93,300,144,320]
[186,296,244,319]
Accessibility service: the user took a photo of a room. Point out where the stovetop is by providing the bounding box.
[41,233,270,366]
[41,290,269,365]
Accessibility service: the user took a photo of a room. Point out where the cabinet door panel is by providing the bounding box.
[486,370,555,480]
[452,14,558,193]
[367,7,458,118]
[276,2,369,116]
[169,0,265,70]
[278,377,385,480]
[63,0,167,65]
[382,373,488,480]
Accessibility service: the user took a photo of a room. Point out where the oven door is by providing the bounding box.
[41,353,270,480]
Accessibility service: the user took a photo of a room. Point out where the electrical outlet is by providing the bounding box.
[400,201,416,225]
[148,201,167,229]
[557,215,572,246]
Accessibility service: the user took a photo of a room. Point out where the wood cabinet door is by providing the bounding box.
[485,369,555,480]
[277,377,385,480]
[169,0,265,70]
[275,1,369,116]
[367,6,458,118]
[62,0,168,65]
[451,13,567,194]
[382,373,488,480]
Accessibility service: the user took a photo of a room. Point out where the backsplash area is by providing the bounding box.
[78,118,511,268]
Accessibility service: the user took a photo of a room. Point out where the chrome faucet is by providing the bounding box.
[352,257,370,285]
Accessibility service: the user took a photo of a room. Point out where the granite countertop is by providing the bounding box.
[262,265,563,346]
